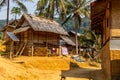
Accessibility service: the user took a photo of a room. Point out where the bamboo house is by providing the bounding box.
[91,0,120,80]
[3,14,75,57]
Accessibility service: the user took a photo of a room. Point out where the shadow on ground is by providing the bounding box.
[61,62,104,80]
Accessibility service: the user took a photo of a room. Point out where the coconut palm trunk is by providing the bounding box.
[7,0,10,25]
[74,16,79,55]
[75,27,79,55]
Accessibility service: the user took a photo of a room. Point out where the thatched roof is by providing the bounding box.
[17,14,68,35]
[60,36,75,46]
[1,20,18,32]
[13,27,30,34]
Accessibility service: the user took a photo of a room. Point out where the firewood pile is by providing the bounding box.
[34,47,48,56]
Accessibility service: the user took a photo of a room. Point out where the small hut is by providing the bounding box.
[5,14,70,56]
[1,20,18,40]
[1,20,18,53]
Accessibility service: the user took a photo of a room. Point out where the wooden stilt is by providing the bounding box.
[10,40,14,59]
[31,45,34,56]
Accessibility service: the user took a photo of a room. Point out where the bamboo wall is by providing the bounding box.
[15,29,60,56]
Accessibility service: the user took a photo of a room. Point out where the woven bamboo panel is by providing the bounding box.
[110,50,120,76]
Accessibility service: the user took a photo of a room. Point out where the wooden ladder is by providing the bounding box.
[19,42,27,56]
[15,42,27,56]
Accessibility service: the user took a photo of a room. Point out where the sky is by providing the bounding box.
[0,0,38,20]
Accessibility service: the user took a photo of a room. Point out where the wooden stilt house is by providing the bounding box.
[91,0,120,80]
[5,14,70,56]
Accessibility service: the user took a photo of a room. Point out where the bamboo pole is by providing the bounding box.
[31,45,34,56]
[31,31,34,56]
[10,40,14,59]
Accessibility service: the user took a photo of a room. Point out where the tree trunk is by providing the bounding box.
[75,18,79,55]
[6,0,10,25]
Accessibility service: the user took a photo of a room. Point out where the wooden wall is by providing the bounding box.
[15,30,60,56]
[111,0,120,29]
[110,0,120,79]
[101,1,111,79]
[110,50,120,77]
[91,0,111,80]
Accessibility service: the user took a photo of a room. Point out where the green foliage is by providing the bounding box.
[35,0,73,19]
[79,29,102,50]
[0,0,33,13]
[0,33,3,40]
[11,7,21,20]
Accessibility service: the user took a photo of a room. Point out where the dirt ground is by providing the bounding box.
[0,55,105,80]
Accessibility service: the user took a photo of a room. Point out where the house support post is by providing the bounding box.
[10,40,14,59]
[31,31,34,56]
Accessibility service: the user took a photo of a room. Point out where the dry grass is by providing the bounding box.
[0,56,102,80]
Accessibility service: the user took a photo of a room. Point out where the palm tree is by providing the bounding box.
[0,0,33,24]
[63,0,90,54]
[0,0,33,12]
[35,0,73,19]
[36,0,90,55]
[11,7,21,20]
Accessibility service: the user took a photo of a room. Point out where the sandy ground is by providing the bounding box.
[0,56,105,80]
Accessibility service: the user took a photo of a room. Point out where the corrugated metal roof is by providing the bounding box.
[7,32,19,41]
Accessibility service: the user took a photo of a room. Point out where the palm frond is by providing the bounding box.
[62,15,71,25]
[0,0,6,10]
[49,0,54,17]
[13,0,28,13]
[60,0,67,15]
[36,0,47,10]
